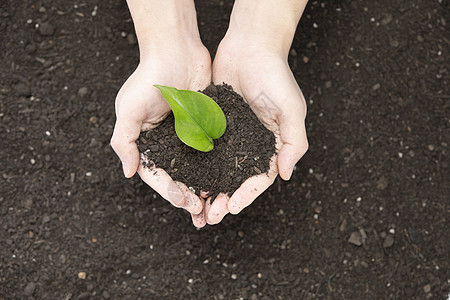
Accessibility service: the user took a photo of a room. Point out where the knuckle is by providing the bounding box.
[297,141,309,156]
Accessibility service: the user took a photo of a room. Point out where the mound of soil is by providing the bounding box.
[137,84,276,197]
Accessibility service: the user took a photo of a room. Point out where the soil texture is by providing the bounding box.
[0,0,449,299]
[137,84,275,197]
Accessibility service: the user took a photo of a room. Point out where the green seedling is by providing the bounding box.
[154,85,226,152]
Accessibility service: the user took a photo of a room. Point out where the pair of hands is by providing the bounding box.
[111,34,308,228]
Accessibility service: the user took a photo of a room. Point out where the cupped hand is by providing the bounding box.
[206,36,309,224]
[110,42,212,227]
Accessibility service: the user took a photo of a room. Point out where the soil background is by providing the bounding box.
[1,0,449,299]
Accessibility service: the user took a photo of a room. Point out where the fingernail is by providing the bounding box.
[286,165,294,180]
[122,162,131,178]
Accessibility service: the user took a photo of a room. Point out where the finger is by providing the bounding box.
[175,182,204,215]
[111,118,141,178]
[228,155,278,214]
[191,211,206,228]
[206,193,230,225]
[137,159,187,209]
[204,197,212,221]
[277,101,308,180]
[200,190,210,199]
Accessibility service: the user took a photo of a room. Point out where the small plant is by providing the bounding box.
[154,85,227,152]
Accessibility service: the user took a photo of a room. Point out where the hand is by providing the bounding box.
[110,38,212,228]
[205,35,309,224]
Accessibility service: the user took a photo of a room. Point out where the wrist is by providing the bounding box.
[225,0,308,56]
[126,0,202,58]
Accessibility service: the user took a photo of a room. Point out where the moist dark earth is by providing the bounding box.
[137,84,275,198]
[0,0,448,299]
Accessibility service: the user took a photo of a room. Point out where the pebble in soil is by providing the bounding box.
[137,84,276,198]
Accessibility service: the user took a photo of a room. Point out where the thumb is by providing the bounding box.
[277,106,308,180]
[110,118,141,178]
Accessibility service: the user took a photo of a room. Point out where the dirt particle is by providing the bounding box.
[383,235,394,248]
[348,231,362,246]
[12,82,31,97]
[380,14,393,25]
[376,176,388,190]
[78,87,89,97]
[24,282,36,296]
[39,22,55,36]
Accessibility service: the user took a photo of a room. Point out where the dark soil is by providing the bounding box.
[1,0,449,299]
[137,84,275,198]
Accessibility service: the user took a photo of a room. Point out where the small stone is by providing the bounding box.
[348,231,362,246]
[12,82,31,97]
[89,116,98,125]
[231,274,237,280]
[102,291,110,299]
[77,87,89,97]
[302,56,309,63]
[25,43,37,54]
[325,81,332,88]
[24,282,36,296]
[372,83,381,91]
[253,166,262,174]
[380,14,393,25]
[39,22,55,36]
[408,228,421,244]
[427,145,435,151]
[383,235,394,248]
[76,292,90,300]
[78,272,87,279]
[376,176,388,190]
[127,34,137,45]
[339,218,347,232]
[290,49,297,57]
[389,39,399,47]
[149,145,159,152]
[423,284,431,293]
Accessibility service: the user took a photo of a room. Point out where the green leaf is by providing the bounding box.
[154,85,226,152]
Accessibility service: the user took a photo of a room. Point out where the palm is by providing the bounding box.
[112,44,212,227]
[205,38,308,224]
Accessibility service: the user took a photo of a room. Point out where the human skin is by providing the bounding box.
[205,0,309,224]
[111,0,309,227]
[110,0,211,227]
